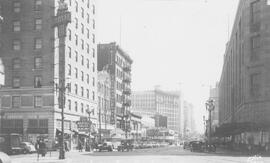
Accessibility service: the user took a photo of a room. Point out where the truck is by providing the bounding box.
[0,133,24,155]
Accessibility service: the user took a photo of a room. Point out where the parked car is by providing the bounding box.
[97,142,113,152]
[117,140,133,152]
[183,141,190,150]
[20,142,36,154]
[190,141,204,152]
[0,152,11,163]
[0,134,24,155]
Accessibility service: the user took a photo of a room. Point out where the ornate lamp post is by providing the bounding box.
[52,0,71,160]
[86,108,94,152]
[205,99,215,145]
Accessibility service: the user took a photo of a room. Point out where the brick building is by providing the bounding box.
[0,0,97,150]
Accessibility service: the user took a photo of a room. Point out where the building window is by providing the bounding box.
[92,48,95,58]
[251,0,260,24]
[81,103,84,113]
[87,74,89,84]
[68,29,71,41]
[75,18,78,29]
[81,23,84,34]
[75,101,78,111]
[75,1,78,12]
[75,84,78,94]
[75,51,78,62]
[75,68,78,78]
[81,39,84,50]
[34,96,42,107]
[13,58,20,69]
[87,89,89,99]
[92,77,95,87]
[67,82,71,93]
[34,0,42,11]
[92,19,95,29]
[68,64,71,76]
[13,77,20,88]
[87,13,90,23]
[81,87,84,97]
[251,35,260,49]
[35,18,42,30]
[92,34,95,43]
[68,99,71,110]
[75,34,78,45]
[81,71,84,81]
[81,7,84,18]
[12,96,20,108]
[87,0,90,8]
[92,63,95,72]
[92,5,95,14]
[34,38,42,49]
[250,73,261,97]
[92,91,95,101]
[68,46,71,58]
[81,55,84,65]
[34,76,42,88]
[87,29,89,39]
[87,44,89,54]
[13,1,21,13]
[87,59,89,68]
[34,57,42,69]
[13,21,20,32]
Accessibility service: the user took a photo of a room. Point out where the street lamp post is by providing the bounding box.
[86,108,94,152]
[205,99,215,145]
[52,0,71,160]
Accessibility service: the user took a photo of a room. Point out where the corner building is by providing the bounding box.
[0,0,97,150]
[219,0,270,145]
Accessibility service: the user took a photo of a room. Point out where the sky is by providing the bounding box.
[96,0,239,133]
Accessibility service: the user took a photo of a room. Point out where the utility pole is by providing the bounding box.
[53,0,71,160]
[205,99,215,146]
[86,108,94,152]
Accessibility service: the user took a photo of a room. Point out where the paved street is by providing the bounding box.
[10,146,270,163]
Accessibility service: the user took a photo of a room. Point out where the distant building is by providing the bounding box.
[131,87,181,134]
[97,42,133,131]
[183,101,195,137]
[154,114,167,128]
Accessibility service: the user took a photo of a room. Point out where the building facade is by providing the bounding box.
[219,0,270,145]
[97,42,132,131]
[183,101,195,138]
[97,70,114,140]
[0,0,97,149]
[131,88,181,135]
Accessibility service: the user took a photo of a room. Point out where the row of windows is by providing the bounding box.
[10,18,42,33]
[71,0,95,15]
[97,82,110,97]
[12,57,42,69]
[67,28,95,48]
[12,76,42,88]
[67,65,95,83]
[12,96,42,108]
[11,38,42,51]
[67,83,95,100]
[11,0,42,13]
[67,99,94,115]
[67,46,95,63]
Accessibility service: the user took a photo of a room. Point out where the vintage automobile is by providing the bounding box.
[189,141,204,152]
[0,134,24,155]
[97,142,113,152]
[183,141,190,150]
[20,142,37,154]
[117,140,133,152]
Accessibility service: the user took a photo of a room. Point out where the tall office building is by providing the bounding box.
[97,42,132,130]
[0,0,97,149]
[131,88,181,134]
[219,0,270,145]
[183,101,195,137]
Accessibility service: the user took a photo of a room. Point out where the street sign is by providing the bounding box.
[77,121,89,132]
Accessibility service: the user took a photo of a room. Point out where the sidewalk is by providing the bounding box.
[11,150,93,163]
